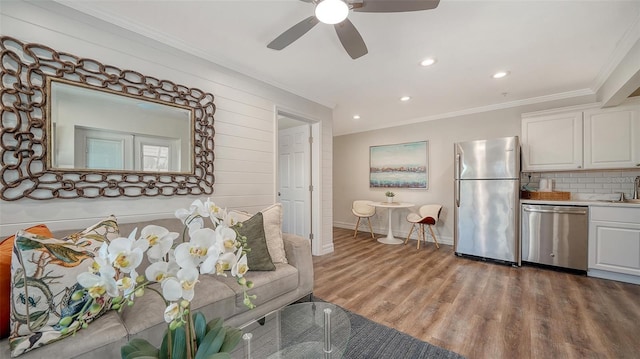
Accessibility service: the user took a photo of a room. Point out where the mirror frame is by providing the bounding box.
[0,36,215,200]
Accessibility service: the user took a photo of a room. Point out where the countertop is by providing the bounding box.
[520,199,640,208]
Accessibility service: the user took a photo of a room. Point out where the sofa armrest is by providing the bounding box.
[282,233,314,296]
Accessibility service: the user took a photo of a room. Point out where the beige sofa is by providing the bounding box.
[1,217,314,358]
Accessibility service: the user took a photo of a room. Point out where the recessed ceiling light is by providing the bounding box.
[353,115,361,120]
[400,96,411,102]
[492,71,510,79]
[420,58,436,67]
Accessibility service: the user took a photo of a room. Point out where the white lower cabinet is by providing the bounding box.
[588,206,640,284]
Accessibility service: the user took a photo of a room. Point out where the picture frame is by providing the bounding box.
[370,141,428,189]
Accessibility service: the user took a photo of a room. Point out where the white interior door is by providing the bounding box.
[278,124,310,239]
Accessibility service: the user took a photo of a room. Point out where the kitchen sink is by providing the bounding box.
[597,199,640,204]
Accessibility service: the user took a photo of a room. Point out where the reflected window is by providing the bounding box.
[74,126,179,172]
[142,144,170,172]
[86,138,125,170]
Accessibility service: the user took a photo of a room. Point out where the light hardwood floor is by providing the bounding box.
[312,227,640,359]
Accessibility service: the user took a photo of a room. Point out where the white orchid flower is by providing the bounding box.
[164,302,180,323]
[222,211,242,227]
[231,249,249,278]
[145,260,179,283]
[174,228,217,269]
[161,267,199,302]
[175,199,209,225]
[77,271,118,298]
[89,255,114,277]
[107,230,148,273]
[215,252,237,275]
[216,225,237,252]
[140,225,178,262]
[117,270,137,299]
[204,198,222,226]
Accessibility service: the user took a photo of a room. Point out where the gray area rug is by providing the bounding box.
[337,302,466,359]
[234,299,466,359]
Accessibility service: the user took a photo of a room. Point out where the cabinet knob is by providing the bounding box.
[577,166,582,168]
[550,253,555,258]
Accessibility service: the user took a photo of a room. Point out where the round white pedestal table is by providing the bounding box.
[369,202,415,244]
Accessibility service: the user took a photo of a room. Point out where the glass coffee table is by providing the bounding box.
[233,302,351,359]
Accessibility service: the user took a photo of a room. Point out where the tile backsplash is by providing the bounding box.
[521,170,640,200]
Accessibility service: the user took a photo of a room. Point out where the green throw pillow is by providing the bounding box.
[236,212,276,271]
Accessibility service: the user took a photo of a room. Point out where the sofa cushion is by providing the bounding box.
[235,212,275,271]
[9,216,119,357]
[1,225,53,339]
[216,263,299,310]
[0,311,128,359]
[231,204,287,264]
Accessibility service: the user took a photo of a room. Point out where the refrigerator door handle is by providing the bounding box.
[455,153,461,207]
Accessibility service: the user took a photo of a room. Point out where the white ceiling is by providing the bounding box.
[53,0,640,136]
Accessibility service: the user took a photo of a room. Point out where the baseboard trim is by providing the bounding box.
[333,221,453,246]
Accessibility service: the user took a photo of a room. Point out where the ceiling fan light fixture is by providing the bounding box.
[315,0,349,25]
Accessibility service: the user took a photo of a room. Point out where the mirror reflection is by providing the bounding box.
[48,79,194,173]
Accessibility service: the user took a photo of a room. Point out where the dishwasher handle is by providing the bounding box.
[523,207,587,215]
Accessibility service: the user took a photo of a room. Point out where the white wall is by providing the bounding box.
[333,95,597,245]
[0,1,334,254]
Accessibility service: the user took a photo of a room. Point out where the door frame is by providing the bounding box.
[275,107,323,256]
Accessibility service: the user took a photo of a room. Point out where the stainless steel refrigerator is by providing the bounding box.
[454,136,520,265]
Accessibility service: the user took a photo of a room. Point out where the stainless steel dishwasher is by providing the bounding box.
[521,204,589,271]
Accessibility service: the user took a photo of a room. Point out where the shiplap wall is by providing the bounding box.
[0,1,334,254]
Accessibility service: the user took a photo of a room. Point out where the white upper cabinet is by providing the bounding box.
[522,111,583,171]
[522,100,640,172]
[583,104,640,169]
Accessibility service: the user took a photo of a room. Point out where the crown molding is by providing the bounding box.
[591,13,640,93]
[334,88,595,136]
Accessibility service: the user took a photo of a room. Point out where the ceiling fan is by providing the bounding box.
[267,0,440,59]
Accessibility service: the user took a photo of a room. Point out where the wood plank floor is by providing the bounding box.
[312,227,640,359]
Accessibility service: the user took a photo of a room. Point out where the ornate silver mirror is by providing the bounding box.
[0,36,215,200]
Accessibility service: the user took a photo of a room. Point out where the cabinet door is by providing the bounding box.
[584,103,640,169]
[521,112,583,171]
[589,220,640,276]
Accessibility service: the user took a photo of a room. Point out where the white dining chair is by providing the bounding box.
[405,204,442,249]
[352,200,376,239]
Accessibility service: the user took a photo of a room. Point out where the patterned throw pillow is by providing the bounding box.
[9,216,119,357]
[231,204,287,264]
[1,225,54,339]
[235,212,275,271]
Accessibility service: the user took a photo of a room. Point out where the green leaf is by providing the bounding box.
[159,330,170,359]
[205,317,224,333]
[206,353,232,359]
[127,338,159,354]
[125,350,159,359]
[126,354,159,359]
[219,327,242,353]
[193,312,207,346]
[195,325,223,359]
[121,344,137,359]
[172,326,186,359]
[204,327,226,356]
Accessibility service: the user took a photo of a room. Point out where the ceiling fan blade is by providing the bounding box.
[267,16,320,50]
[334,19,368,59]
[353,0,440,13]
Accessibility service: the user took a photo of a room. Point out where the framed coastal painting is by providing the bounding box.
[370,141,428,189]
